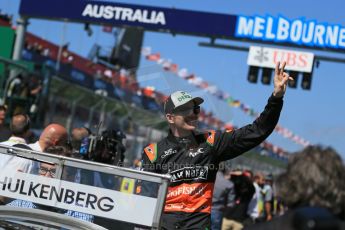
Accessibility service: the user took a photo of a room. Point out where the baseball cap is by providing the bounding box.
[164,91,204,114]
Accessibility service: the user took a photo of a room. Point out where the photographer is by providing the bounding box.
[222,170,255,230]
[72,127,129,229]
[71,127,91,158]
[72,127,126,187]
[78,129,126,166]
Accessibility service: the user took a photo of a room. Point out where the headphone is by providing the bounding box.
[24,114,31,131]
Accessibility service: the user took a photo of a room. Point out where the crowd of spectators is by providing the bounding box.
[211,146,345,230]
[0,11,12,27]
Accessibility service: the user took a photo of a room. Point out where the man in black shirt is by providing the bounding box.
[141,61,293,229]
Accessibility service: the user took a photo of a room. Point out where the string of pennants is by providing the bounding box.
[141,47,311,148]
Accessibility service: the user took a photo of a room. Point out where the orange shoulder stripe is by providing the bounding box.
[144,143,157,163]
[206,130,216,146]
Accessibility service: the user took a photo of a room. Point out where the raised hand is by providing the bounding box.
[273,61,294,97]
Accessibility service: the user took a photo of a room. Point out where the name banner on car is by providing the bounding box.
[0,171,157,226]
[247,46,314,72]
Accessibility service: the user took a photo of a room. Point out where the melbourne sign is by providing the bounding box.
[247,46,314,72]
[236,15,345,50]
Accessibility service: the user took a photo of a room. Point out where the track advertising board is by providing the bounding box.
[19,0,345,52]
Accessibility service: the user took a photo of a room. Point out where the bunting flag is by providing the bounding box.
[141,47,152,56]
[142,46,311,148]
[102,26,113,33]
[177,68,189,78]
[146,53,161,61]
[169,64,178,73]
[142,86,156,97]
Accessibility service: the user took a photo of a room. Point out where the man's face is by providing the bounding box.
[167,102,201,131]
[258,176,265,187]
[39,162,56,178]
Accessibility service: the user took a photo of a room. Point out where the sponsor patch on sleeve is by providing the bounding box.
[144,143,158,163]
[205,130,216,146]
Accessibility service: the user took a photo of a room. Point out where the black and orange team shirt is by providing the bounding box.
[140,94,283,230]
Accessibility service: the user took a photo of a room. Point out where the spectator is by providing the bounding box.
[0,105,11,142]
[70,126,91,154]
[245,145,345,230]
[0,123,67,177]
[5,146,71,211]
[26,73,42,116]
[262,174,274,221]
[44,145,94,223]
[7,74,42,98]
[6,74,24,98]
[28,123,68,152]
[222,170,255,230]
[5,160,56,209]
[0,113,32,172]
[246,173,265,225]
[0,113,30,146]
[211,164,235,230]
[44,145,75,183]
[6,73,42,115]
[38,161,57,178]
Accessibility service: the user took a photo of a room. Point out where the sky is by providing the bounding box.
[1,0,345,158]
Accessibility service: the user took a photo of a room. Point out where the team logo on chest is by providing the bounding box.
[161,148,178,159]
[188,147,205,158]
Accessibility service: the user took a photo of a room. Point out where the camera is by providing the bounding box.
[79,129,126,165]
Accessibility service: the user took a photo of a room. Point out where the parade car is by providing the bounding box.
[0,145,170,230]
[0,206,107,230]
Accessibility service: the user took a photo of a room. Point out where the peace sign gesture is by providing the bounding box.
[273,61,294,98]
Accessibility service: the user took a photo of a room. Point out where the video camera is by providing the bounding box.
[79,129,126,165]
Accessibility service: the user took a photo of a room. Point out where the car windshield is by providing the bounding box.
[0,206,107,230]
